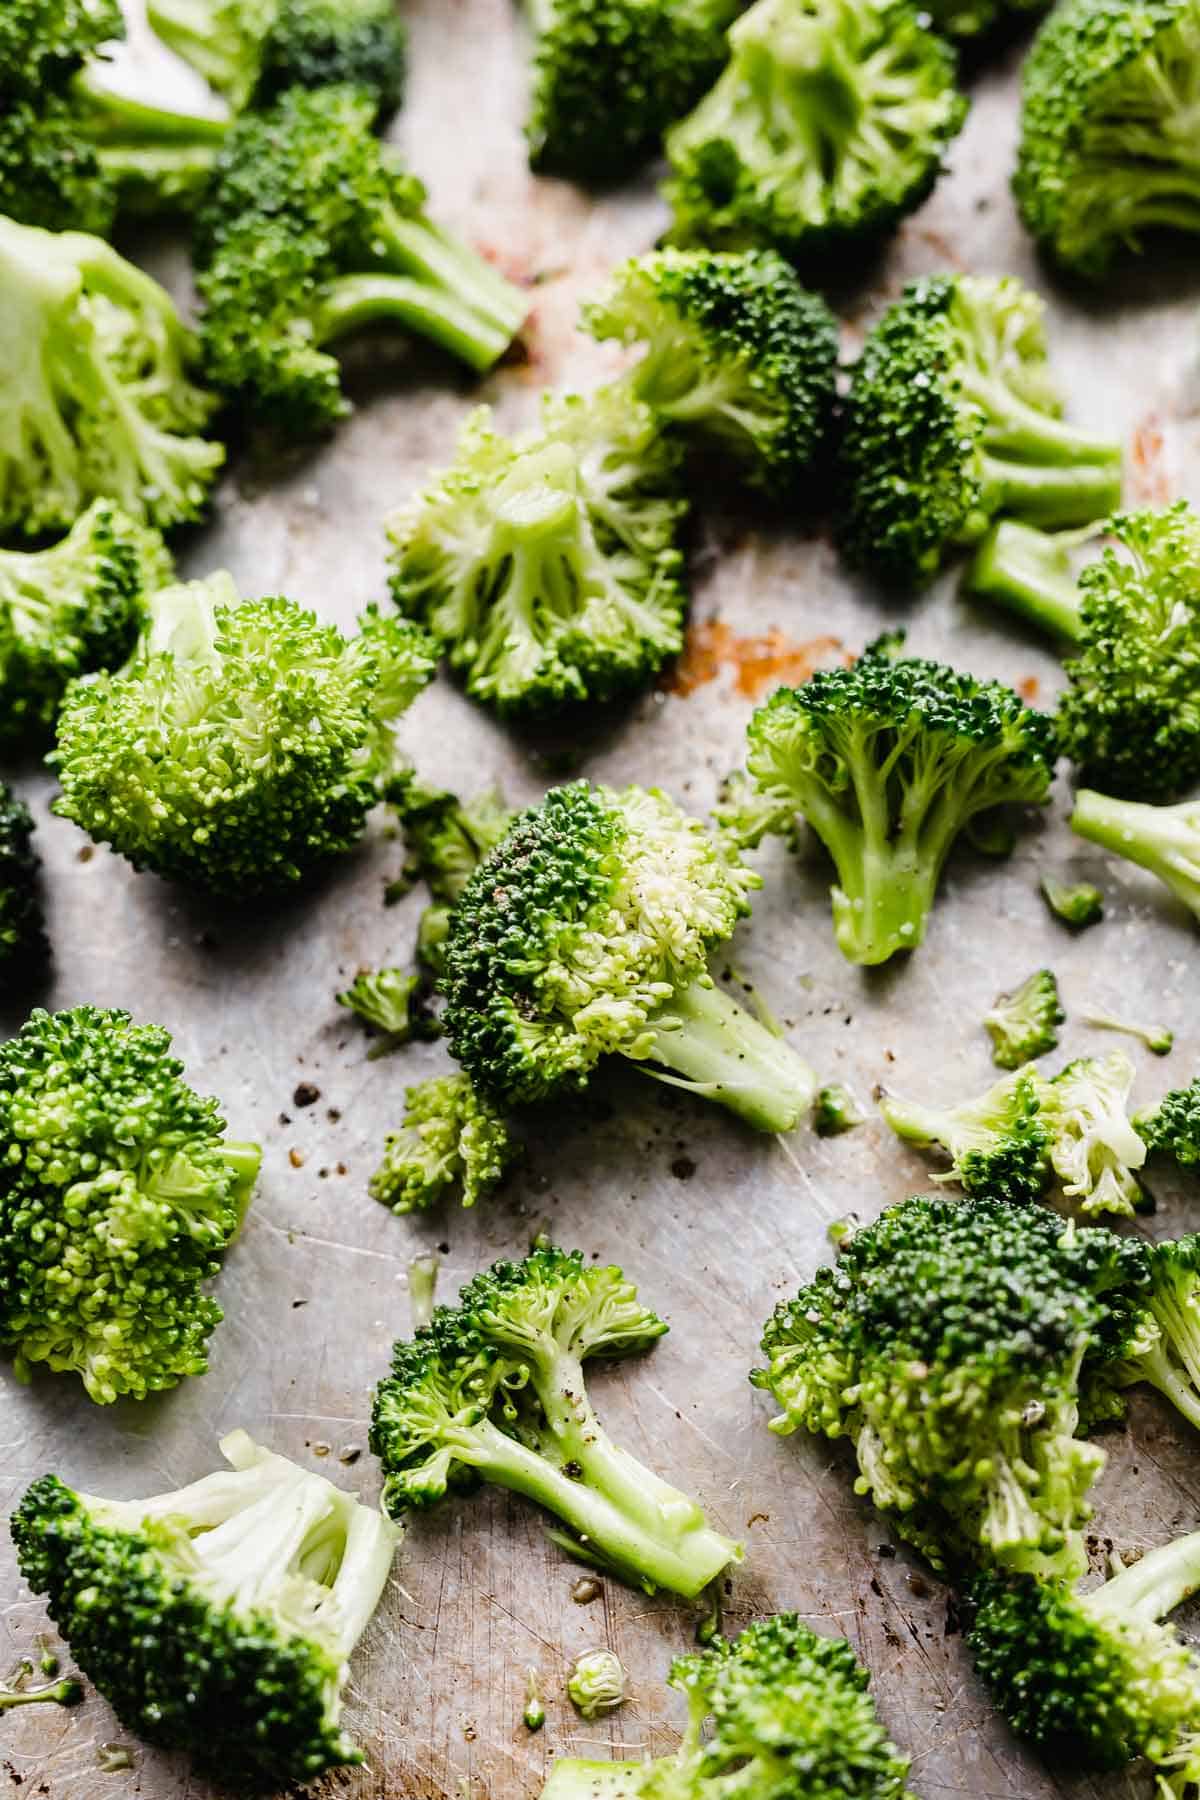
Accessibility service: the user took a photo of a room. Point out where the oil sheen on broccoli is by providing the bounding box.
[147,0,407,113]
[1071,789,1200,926]
[370,1073,517,1213]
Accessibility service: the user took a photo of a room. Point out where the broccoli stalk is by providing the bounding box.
[966,521,1087,641]
[1071,789,1200,924]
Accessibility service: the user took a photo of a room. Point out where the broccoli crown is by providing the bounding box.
[11,1431,402,1788]
[525,0,742,182]
[1138,1079,1200,1165]
[754,1194,1147,1574]
[397,782,517,906]
[0,500,172,747]
[1015,0,1200,278]
[370,1073,517,1213]
[0,95,115,237]
[1041,873,1104,928]
[985,969,1064,1070]
[52,572,435,896]
[1056,502,1200,802]
[583,248,838,496]
[0,784,48,981]
[0,1005,260,1403]
[387,388,688,717]
[880,1067,1055,1205]
[149,0,405,113]
[741,632,1056,965]
[920,0,1047,37]
[663,0,966,258]
[1071,789,1200,923]
[0,217,223,539]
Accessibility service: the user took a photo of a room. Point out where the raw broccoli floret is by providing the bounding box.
[1109,1234,1200,1435]
[542,1614,915,1800]
[338,967,435,1059]
[147,0,406,113]
[369,1072,517,1213]
[388,388,688,718]
[1081,1007,1173,1055]
[0,217,223,539]
[813,1083,863,1136]
[1049,1055,1149,1216]
[582,248,838,497]
[1071,788,1200,925]
[733,632,1056,965]
[753,1193,1146,1576]
[523,0,743,183]
[370,1245,741,1596]
[195,85,528,436]
[396,782,516,973]
[0,500,172,747]
[1041,872,1104,928]
[985,969,1064,1069]
[52,571,435,896]
[0,784,49,986]
[663,0,967,258]
[0,1005,260,1403]
[837,275,1123,586]
[970,1532,1200,1780]
[1137,1079,1200,1165]
[0,0,123,94]
[566,1648,627,1719]
[442,781,816,1133]
[11,1430,401,1787]
[1014,0,1200,278]
[920,0,1048,39]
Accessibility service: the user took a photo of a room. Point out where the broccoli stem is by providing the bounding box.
[222,1141,262,1232]
[1133,1340,1200,1436]
[1071,790,1200,918]
[966,522,1085,642]
[1085,1529,1200,1628]
[976,453,1122,534]
[637,974,816,1133]
[0,1679,82,1710]
[73,77,231,147]
[540,1764,650,1800]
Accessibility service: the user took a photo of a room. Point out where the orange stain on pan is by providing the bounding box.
[662,618,848,700]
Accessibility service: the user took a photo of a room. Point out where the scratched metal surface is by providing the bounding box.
[3,2,1200,1796]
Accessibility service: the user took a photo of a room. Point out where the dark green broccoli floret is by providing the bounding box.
[1041,872,1105,928]
[1137,1078,1200,1165]
[0,1005,260,1403]
[733,632,1057,965]
[0,0,122,93]
[985,969,1064,1069]
[441,781,816,1133]
[387,388,689,718]
[52,571,435,897]
[582,248,838,497]
[0,217,223,539]
[370,1072,518,1213]
[337,967,436,1059]
[753,1193,1148,1576]
[11,1431,401,1787]
[148,0,405,113]
[813,1083,863,1136]
[1071,788,1200,925]
[0,500,172,747]
[540,1614,915,1800]
[0,784,49,986]
[370,1245,741,1596]
[663,0,967,258]
[1014,0,1200,279]
[837,275,1123,586]
[523,0,743,183]
[920,0,1048,38]
[195,86,528,436]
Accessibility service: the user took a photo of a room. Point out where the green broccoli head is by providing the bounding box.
[1015,0,1200,279]
[1138,1079,1200,1166]
[543,1613,916,1800]
[1041,873,1105,928]
[148,0,406,114]
[920,0,1048,38]
[442,780,815,1132]
[1112,1234,1200,1438]
[754,1194,1147,1576]
[11,1430,401,1788]
[985,969,1064,1070]
[0,95,116,237]
[195,85,527,435]
[663,0,966,259]
[370,1073,518,1213]
[1071,788,1200,924]
[583,248,838,497]
[387,388,688,717]
[879,1067,1055,1205]
[0,785,49,985]
[739,632,1057,965]
[837,275,1123,585]
[370,1245,741,1597]
[52,572,436,896]
[0,1005,260,1403]
[0,500,172,747]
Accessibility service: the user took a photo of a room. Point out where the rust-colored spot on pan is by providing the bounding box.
[662,618,848,700]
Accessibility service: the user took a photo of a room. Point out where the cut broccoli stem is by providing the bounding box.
[1071,790,1200,919]
[637,974,816,1134]
[967,522,1085,642]
[73,72,231,148]
[976,453,1122,533]
[541,1764,646,1800]
[1134,1340,1200,1436]
[0,1678,83,1710]
[1085,1530,1200,1628]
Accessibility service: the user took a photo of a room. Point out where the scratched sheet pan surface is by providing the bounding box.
[3,2,1200,1796]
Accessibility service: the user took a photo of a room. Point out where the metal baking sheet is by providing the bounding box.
[3,2,1200,1795]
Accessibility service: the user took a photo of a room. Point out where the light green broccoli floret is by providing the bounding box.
[369,1073,517,1213]
[1041,873,1105,928]
[566,1649,627,1719]
[337,968,434,1059]
[985,969,1064,1069]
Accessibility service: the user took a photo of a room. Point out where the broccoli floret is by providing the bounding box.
[541,1614,915,1800]
[0,785,48,988]
[1109,1234,1200,1436]
[0,0,123,93]
[813,1083,863,1136]
[0,1676,83,1710]
[0,1005,260,1403]
[338,967,435,1059]
[370,1245,741,1596]
[837,275,1123,586]
[0,500,172,747]
[11,1430,401,1787]
[1081,1007,1173,1055]
[442,781,816,1133]
[920,0,1048,38]
[582,248,838,497]
[523,1667,546,1732]
[1041,872,1105,928]
[387,388,688,717]
[1071,788,1200,925]
[195,86,527,436]
[370,1072,517,1213]
[523,0,743,183]
[52,571,435,896]
[566,1648,627,1719]
[1014,0,1200,279]
[1137,1078,1200,1165]
[734,632,1056,965]
[0,217,223,539]
[753,1193,1146,1576]
[662,0,966,258]
[985,969,1064,1070]
[395,782,517,974]
[147,0,405,114]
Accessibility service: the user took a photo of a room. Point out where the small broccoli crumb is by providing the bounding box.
[1082,1009,1174,1056]
[337,968,434,1058]
[813,1085,864,1136]
[0,1677,84,1711]
[523,1666,546,1732]
[984,970,1064,1069]
[1041,873,1104,929]
[566,1649,627,1720]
